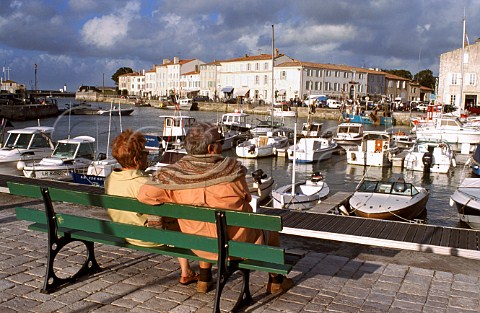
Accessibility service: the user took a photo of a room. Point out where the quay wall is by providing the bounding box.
[86,96,417,126]
[0,103,59,121]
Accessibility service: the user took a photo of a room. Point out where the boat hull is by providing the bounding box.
[272,181,329,210]
[349,189,429,220]
[450,178,480,229]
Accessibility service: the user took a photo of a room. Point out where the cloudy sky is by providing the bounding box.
[0,0,478,91]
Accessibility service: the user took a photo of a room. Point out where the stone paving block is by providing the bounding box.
[365,291,395,305]
[434,270,454,281]
[78,278,112,293]
[85,291,121,305]
[31,299,66,313]
[371,281,400,295]
[338,285,370,299]
[156,289,191,303]
[382,264,408,277]
[398,282,429,295]
[391,298,425,311]
[103,281,140,295]
[327,301,362,313]
[448,296,480,310]
[395,292,427,304]
[169,304,199,313]
[453,273,479,284]
[111,298,140,309]
[54,289,90,304]
[422,305,446,313]
[358,261,385,274]
[451,281,480,293]
[0,297,41,311]
[3,283,36,296]
[268,298,308,312]
[361,300,391,312]
[56,300,102,313]
[139,296,180,311]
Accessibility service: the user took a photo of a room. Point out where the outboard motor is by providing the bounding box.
[251,169,267,183]
[422,151,433,173]
[248,144,256,154]
[311,171,324,182]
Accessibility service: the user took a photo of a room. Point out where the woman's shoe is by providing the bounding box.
[179,272,199,285]
[266,275,293,294]
[197,280,214,293]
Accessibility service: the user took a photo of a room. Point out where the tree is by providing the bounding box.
[383,69,412,80]
[413,69,436,90]
[111,67,134,86]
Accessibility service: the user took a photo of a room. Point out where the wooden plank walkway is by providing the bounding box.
[259,208,480,260]
[2,174,480,260]
[309,191,351,214]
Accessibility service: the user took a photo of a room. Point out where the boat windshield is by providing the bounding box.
[52,143,78,158]
[358,180,417,196]
[4,133,31,149]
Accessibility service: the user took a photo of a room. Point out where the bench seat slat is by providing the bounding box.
[27,223,291,275]
[18,207,287,264]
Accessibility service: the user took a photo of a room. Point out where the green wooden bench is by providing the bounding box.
[8,182,292,313]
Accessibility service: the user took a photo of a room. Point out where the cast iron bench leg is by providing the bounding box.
[41,187,101,293]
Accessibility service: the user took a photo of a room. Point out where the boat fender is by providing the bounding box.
[452,157,456,167]
[17,160,25,171]
[351,152,356,161]
[338,205,350,216]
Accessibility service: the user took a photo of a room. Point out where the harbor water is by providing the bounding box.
[1,99,473,229]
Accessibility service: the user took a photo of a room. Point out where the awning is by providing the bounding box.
[221,86,234,93]
[277,89,286,96]
[233,87,250,97]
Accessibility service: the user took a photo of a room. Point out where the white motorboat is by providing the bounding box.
[271,104,297,118]
[287,137,337,163]
[144,115,196,153]
[412,116,480,146]
[403,140,456,174]
[236,130,290,158]
[165,98,193,111]
[0,126,55,170]
[450,178,480,229]
[272,172,330,210]
[345,131,398,167]
[22,136,96,180]
[349,178,429,221]
[219,111,252,133]
[249,116,285,137]
[71,158,120,187]
[333,122,364,147]
[301,121,323,138]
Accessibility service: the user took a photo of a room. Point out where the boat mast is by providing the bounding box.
[459,12,466,111]
[271,24,275,131]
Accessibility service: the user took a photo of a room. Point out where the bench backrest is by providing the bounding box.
[9,182,287,266]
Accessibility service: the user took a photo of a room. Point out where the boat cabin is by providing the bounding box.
[52,136,96,160]
[3,126,55,151]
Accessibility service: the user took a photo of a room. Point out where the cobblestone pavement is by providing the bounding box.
[1,192,480,312]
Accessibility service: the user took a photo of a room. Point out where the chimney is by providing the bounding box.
[162,59,170,64]
[275,48,279,57]
[174,57,179,64]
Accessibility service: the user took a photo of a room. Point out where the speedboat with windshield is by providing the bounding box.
[22,136,96,180]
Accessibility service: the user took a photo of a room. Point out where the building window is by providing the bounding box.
[255,75,259,84]
[318,82,322,91]
[450,94,456,105]
[325,70,331,77]
[451,73,458,85]
[335,71,340,78]
[468,73,476,85]
[325,82,331,91]
[264,75,268,85]
[315,82,320,90]
[344,72,349,78]
[280,71,286,80]
[255,63,260,71]
[247,63,251,71]
[264,62,269,70]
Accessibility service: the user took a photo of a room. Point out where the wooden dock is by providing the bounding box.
[308,191,351,214]
[1,174,480,260]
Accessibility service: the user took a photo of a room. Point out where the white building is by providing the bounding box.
[216,52,294,104]
[155,57,205,98]
[118,72,145,97]
[438,40,480,109]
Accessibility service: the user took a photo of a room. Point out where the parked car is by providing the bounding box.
[327,99,342,109]
[415,103,428,112]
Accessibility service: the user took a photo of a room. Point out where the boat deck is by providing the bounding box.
[1,174,480,260]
